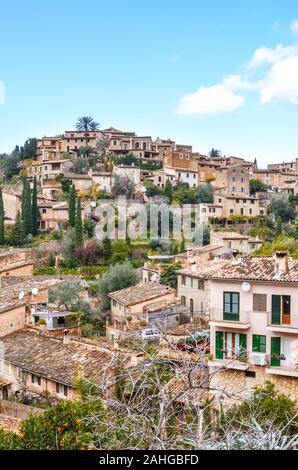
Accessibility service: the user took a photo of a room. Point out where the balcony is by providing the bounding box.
[208,358,249,371]
[209,308,251,330]
[267,312,298,334]
[266,366,298,378]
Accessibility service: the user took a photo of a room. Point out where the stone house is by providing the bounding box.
[208,252,298,407]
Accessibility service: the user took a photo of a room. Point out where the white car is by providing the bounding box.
[139,328,161,340]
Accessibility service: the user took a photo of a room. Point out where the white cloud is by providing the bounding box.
[175,19,298,116]
[0,81,5,104]
[290,19,298,34]
[175,84,245,116]
[248,44,298,68]
[259,55,298,104]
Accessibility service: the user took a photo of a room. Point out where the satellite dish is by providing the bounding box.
[241,282,251,292]
[18,291,25,300]
[141,186,147,193]
[90,201,96,208]
[31,287,39,296]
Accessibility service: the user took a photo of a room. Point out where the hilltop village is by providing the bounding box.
[0,117,298,449]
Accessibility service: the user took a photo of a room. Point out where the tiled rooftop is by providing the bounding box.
[210,256,298,283]
[1,328,115,386]
[108,282,175,306]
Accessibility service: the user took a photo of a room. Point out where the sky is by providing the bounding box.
[1,0,298,167]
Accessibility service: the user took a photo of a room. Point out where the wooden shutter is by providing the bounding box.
[271,337,281,366]
[271,295,281,325]
[253,294,267,312]
[259,335,266,353]
[253,334,266,353]
[215,331,224,359]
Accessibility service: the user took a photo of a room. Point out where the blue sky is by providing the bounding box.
[1,0,298,167]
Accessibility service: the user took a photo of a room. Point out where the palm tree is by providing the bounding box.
[75,116,100,146]
[209,148,222,158]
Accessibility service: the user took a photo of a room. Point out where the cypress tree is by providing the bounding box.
[10,212,25,246]
[75,197,83,245]
[0,185,5,245]
[22,179,33,235]
[164,179,173,203]
[32,176,40,236]
[68,184,76,228]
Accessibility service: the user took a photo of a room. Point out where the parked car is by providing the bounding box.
[139,328,161,340]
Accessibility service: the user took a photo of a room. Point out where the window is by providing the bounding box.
[42,208,47,213]
[215,331,246,359]
[31,374,41,386]
[198,280,204,290]
[181,275,186,286]
[252,335,266,353]
[181,295,186,306]
[0,361,11,376]
[223,292,239,321]
[56,382,68,396]
[190,277,193,288]
[230,209,234,214]
[245,370,256,378]
[272,295,291,325]
[253,294,267,312]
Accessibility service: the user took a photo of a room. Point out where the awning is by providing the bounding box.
[0,377,12,387]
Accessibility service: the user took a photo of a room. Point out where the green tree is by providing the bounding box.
[75,197,83,245]
[249,179,268,195]
[68,184,76,228]
[31,176,39,236]
[21,179,33,235]
[102,237,112,260]
[10,212,25,246]
[96,262,138,311]
[75,116,100,147]
[84,217,95,238]
[0,185,5,244]
[143,179,161,197]
[164,179,173,203]
[111,240,131,264]
[159,263,182,288]
[112,175,136,198]
[209,148,222,158]
[268,193,295,222]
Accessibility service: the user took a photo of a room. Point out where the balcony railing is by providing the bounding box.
[267,312,298,330]
[210,308,251,326]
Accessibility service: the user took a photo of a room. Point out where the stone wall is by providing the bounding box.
[209,366,298,410]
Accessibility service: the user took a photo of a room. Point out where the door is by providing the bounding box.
[271,295,281,325]
[190,299,194,314]
[271,337,281,366]
[282,296,291,325]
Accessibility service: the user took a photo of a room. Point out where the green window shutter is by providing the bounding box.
[259,335,266,353]
[215,331,224,359]
[271,295,281,325]
[253,335,266,353]
[271,337,281,366]
[239,333,247,360]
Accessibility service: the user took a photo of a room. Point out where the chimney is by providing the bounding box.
[274,251,289,274]
[63,330,71,345]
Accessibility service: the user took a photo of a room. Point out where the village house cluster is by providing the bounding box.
[1,123,298,429]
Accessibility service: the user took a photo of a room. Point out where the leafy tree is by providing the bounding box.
[49,280,87,312]
[68,184,76,228]
[10,212,25,246]
[31,176,39,236]
[96,262,138,311]
[249,179,268,195]
[72,156,89,174]
[19,399,105,450]
[0,428,21,450]
[0,185,4,244]
[75,197,83,245]
[209,148,222,158]
[0,154,21,179]
[84,217,95,238]
[102,237,112,260]
[268,193,295,222]
[196,183,214,203]
[112,175,136,198]
[18,138,38,160]
[159,262,182,288]
[164,179,173,203]
[111,240,131,264]
[55,174,72,194]
[21,179,33,235]
[143,179,162,197]
[221,381,298,435]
